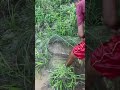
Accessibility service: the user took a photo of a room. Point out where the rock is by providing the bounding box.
[48,41,72,56]
[49,55,66,69]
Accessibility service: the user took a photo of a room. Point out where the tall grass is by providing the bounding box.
[0,0,34,90]
[86,0,102,26]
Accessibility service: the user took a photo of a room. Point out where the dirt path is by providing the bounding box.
[35,69,52,90]
[35,55,67,90]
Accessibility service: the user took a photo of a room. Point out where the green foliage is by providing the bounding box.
[35,31,53,73]
[35,0,78,73]
[86,0,102,26]
[35,30,78,73]
[35,0,77,36]
[50,65,85,90]
[0,0,34,89]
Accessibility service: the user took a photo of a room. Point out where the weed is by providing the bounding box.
[49,65,85,90]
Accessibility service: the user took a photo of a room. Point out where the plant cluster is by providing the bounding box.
[50,65,85,90]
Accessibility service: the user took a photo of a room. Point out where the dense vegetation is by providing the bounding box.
[35,0,85,89]
[35,0,103,89]
[35,0,78,73]
[0,0,120,89]
[0,0,34,90]
[35,0,103,73]
[35,0,120,90]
